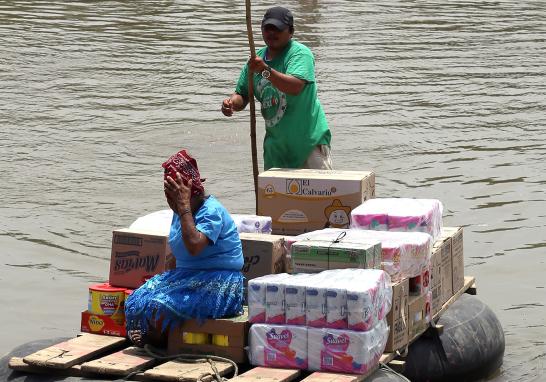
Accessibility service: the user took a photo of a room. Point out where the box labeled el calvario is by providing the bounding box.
[258,169,375,235]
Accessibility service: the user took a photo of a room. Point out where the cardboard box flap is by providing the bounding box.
[259,169,374,181]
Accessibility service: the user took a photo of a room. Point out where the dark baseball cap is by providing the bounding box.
[261,6,294,30]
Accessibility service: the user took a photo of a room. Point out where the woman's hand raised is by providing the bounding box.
[164,172,192,215]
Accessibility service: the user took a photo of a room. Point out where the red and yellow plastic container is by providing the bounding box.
[88,283,126,325]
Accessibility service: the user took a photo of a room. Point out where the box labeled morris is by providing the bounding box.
[109,228,175,289]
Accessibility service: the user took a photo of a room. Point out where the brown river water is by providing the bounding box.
[0,1,544,380]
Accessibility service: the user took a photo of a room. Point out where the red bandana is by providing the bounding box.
[162,150,205,197]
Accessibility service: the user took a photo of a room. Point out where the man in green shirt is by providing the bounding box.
[221,6,332,171]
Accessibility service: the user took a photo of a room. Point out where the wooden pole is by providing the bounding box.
[245,0,259,214]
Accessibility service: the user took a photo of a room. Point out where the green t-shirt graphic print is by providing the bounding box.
[236,40,331,170]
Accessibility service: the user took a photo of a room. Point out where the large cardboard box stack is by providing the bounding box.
[433,234,453,306]
[430,226,465,315]
[430,247,442,315]
[258,169,375,235]
[168,308,250,363]
[385,278,409,352]
[408,293,431,340]
[109,228,175,289]
[443,227,464,293]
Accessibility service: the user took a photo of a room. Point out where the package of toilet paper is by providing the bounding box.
[289,228,432,280]
[231,214,272,234]
[248,273,290,323]
[249,324,308,369]
[344,269,392,331]
[308,319,389,374]
[285,274,312,326]
[305,274,328,328]
[266,274,295,324]
[350,198,443,241]
[324,269,355,329]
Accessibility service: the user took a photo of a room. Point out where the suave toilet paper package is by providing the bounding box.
[249,324,308,369]
[308,319,389,374]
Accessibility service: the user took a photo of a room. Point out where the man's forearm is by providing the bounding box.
[269,70,305,96]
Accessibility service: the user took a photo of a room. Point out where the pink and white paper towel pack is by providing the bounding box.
[350,198,443,241]
[249,324,308,369]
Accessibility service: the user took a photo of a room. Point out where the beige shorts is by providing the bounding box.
[302,145,333,170]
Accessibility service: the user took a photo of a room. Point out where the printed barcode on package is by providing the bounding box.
[322,355,333,366]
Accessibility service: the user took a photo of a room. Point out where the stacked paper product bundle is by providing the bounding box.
[350,198,443,241]
[249,324,309,369]
[231,214,272,234]
[288,228,432,281]
[285,274,313,325]
[248,270,392,329]
[248,273,291,323]
[308,319,389,374]
[290,238,382,274]
[305,271,330,328]
[247,269,392,373]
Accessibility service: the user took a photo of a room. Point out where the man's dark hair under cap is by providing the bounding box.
[261,6,294,30]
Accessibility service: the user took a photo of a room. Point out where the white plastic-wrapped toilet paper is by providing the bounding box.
[248,274,290,323]
[285,274,312,326]
[305,272,331,328]
[308,319,389,374]
[266,276,289,324]
[231,214,272,234]
[249,324,308,369]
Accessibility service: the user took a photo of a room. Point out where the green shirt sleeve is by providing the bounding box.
[286,49,315,83]
[235,63,249,98]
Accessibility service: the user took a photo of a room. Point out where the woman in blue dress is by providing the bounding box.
[125,150,244,347]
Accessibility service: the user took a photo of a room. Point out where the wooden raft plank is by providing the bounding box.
[23,333,126,369]
[8,357,83,377]
[143,358,234,382]
[81,346,156,376]
[301,366,377,382]
[231,366,301,382]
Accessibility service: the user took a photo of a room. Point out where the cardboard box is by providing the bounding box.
[290,239,381,273]
[167,309,250,363]
[409,265,430,297]
[443,227,464,293]
[80,311,126,337]
[408,294,431,340]
[240,233,286,281]
[430,248,442,315]
[109,228,175,289]
[258,169,375,235]
[385,278,409,352]
[433,235,453,306]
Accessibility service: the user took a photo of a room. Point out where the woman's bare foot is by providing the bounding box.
[128,329,147,348]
